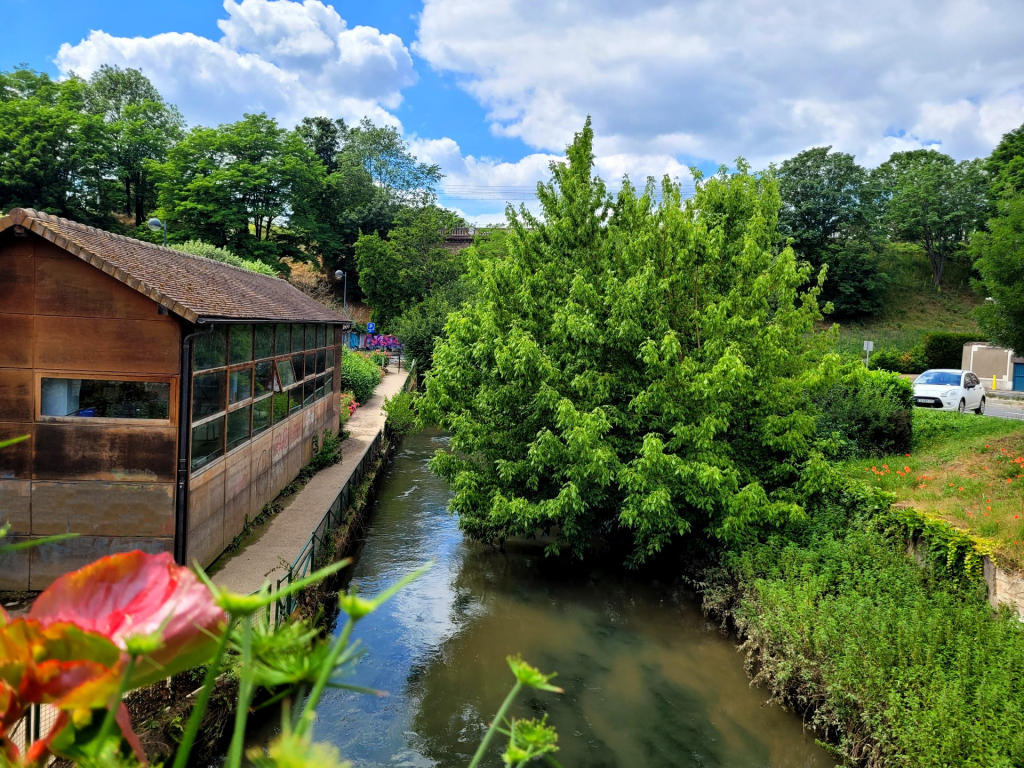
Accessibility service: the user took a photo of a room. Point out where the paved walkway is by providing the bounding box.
[212,368,410,595]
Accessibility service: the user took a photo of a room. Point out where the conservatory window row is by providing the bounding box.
[190,323,337,472]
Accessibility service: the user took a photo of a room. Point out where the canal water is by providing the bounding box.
[285,430,831,767]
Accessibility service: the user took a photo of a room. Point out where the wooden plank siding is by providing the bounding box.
[0,230,181,590]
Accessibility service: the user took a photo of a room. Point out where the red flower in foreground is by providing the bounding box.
[30,551,226,688]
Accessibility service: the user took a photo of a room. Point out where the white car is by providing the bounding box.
[912,369,986,414]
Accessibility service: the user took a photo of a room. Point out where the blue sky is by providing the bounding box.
[5,0,1023,224]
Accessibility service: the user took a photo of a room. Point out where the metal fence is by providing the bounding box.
[10,703,60,761]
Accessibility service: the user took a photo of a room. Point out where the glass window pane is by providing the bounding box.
[289,388,302,415]
[315,374,325,401]
[276,358,296,389]
[316,349,326,374]
[192,371,226,420]
[291,324,304,353]
[255,325,274,360]
[191,416,224,472]
[325,372,333,394]
[254,360,274,397]
[253,396,272,436]
[316,324,326,348]
[229,324,253,364]
[40,378,170,420]
[292,353,304,381]
[303,379,315,407]
[326,348,334,372]
[273,391,289,423]
[227,405,251,451]
[194,325,227,370]
[275,324,290,356]
[228,367,252,405]
[304,352,315,378]
[305,323,315,350]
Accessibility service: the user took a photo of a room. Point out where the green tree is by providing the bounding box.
[873,149,988,286]
[777,146,886,315]
[85,65,185,226]
[972,194,1024,354]
[0,68,114,223]
[421,120,828,564]
[347,118,442,207]
[354,205,465,328]
[986,122,1024,198]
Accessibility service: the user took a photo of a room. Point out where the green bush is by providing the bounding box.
[923,331,984,370]
[340,349,382,404]
[868,344,928,374]
[813,365,914,458]
[724,500,1024,767]
[382,390,417,435]
[171,240,279,276]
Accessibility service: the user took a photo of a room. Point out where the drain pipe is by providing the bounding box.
[175,322,214,565]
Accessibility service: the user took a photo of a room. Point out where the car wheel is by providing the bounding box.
[958,398,967,413]
[976,397,986,415]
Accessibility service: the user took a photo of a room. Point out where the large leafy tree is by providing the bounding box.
[972,194,1024,354]
[777,146,886,315]
[346,118,442,207]
[421,120,827,564]
[0,68,113,223]
[986,122,1024,198]
[153,113,316,269]
[85,65,185,226]
[873,149,988,286]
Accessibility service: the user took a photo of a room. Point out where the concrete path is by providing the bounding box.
[211,368,410,595]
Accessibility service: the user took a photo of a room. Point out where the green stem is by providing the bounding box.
[294,617,354,738]
[467,681,522,768]
[95,655,136,755]
[225,615,255,768]
[171,626,232,768]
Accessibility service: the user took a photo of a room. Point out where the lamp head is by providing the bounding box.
[147,218,163,232]
[335,270,345,279]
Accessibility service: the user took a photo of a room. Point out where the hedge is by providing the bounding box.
[923,332,985,370]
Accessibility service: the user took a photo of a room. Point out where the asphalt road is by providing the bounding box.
[985,401,1024,421]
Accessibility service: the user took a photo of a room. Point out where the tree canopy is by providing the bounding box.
[421,120,830,563]
[972,194,1024,355]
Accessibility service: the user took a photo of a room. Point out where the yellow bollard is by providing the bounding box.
[993,374,997,390]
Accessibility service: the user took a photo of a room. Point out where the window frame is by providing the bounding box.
[35,371,177,426]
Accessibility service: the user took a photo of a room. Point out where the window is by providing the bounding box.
[303,378,315,407]
[194,326,227,370]
[304,352,315,378]
[275,324,290,356]
[273,391,289,422]
[253,396,272,436]
[229,325,253,365]
[317,324,326,348]
[917,371,960,387]
[193,371,226,420]
[325,371,333,395]
[255,325,275,359]
[254,360,276,397]
[291,353,305,381]
[326,348,334,372]
[228,368,252,405]
[316,349,326,375]
[227,406,251,451]
[40,378,170,420]
[276,358,296,389]
[291,324,304,353]
[192,417,224,471]
[315,374,325,401]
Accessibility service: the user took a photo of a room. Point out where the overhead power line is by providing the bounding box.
[437,183,699,202]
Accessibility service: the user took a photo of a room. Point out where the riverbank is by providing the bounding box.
[210,369,409,595]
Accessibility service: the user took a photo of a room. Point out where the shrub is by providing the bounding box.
[383,390,417,435]
[171,240,279,277]
[923,331,984,370]
[868,344,928,374]
[813,365,914,458]
[340,349,382,404]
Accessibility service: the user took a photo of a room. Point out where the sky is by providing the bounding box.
[4,0,1024,224]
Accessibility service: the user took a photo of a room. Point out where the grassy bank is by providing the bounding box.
[705,410,1024,767]
[843,410,1024,569]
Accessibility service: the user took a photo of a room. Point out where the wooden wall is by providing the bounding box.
[185,358,341,569]
[0,232,179,590]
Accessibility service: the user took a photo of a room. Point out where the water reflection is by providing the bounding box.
[287,430,830,768]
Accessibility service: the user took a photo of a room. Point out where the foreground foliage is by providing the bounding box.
[339,349,383,405]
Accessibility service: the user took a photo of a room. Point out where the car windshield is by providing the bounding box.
[916,371,961,386]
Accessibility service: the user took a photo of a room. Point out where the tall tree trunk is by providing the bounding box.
[124,177,131,217]
[134,171,145,227]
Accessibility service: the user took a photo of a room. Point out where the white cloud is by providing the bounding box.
[55,0,415,128]
[414,0,1024,166]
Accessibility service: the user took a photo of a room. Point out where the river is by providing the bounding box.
[271,429,832,768]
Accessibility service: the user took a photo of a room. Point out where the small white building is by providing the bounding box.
[962,343,1024,391]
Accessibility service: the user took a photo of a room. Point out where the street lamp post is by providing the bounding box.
[334,270,348,310]
[147,218,167,246]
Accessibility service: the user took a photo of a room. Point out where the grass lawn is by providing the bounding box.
[843,409,1024,569]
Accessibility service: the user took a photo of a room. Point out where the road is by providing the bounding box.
[986,400,1024,421]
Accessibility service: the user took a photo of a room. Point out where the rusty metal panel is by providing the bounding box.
[0,247,34,315]
[186,509,225,570]
[0,314,33,368]
[35,250,164,320]
[34,315,179,375]
[225,444,251,501]
[0,536,30,590]
[33,424,176,482]
[0,479,31,533]
[0,368,33,422]
[31,481,174,537]
[29,535,173,590]
[0,423,32,479]
[223,485,250,547]
[188,459,226,533]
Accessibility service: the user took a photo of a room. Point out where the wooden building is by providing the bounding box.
[0,208,350,590]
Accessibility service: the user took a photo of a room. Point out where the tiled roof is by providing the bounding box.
[0,208,350,325]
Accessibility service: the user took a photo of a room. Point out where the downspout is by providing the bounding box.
[175,322,215,565]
